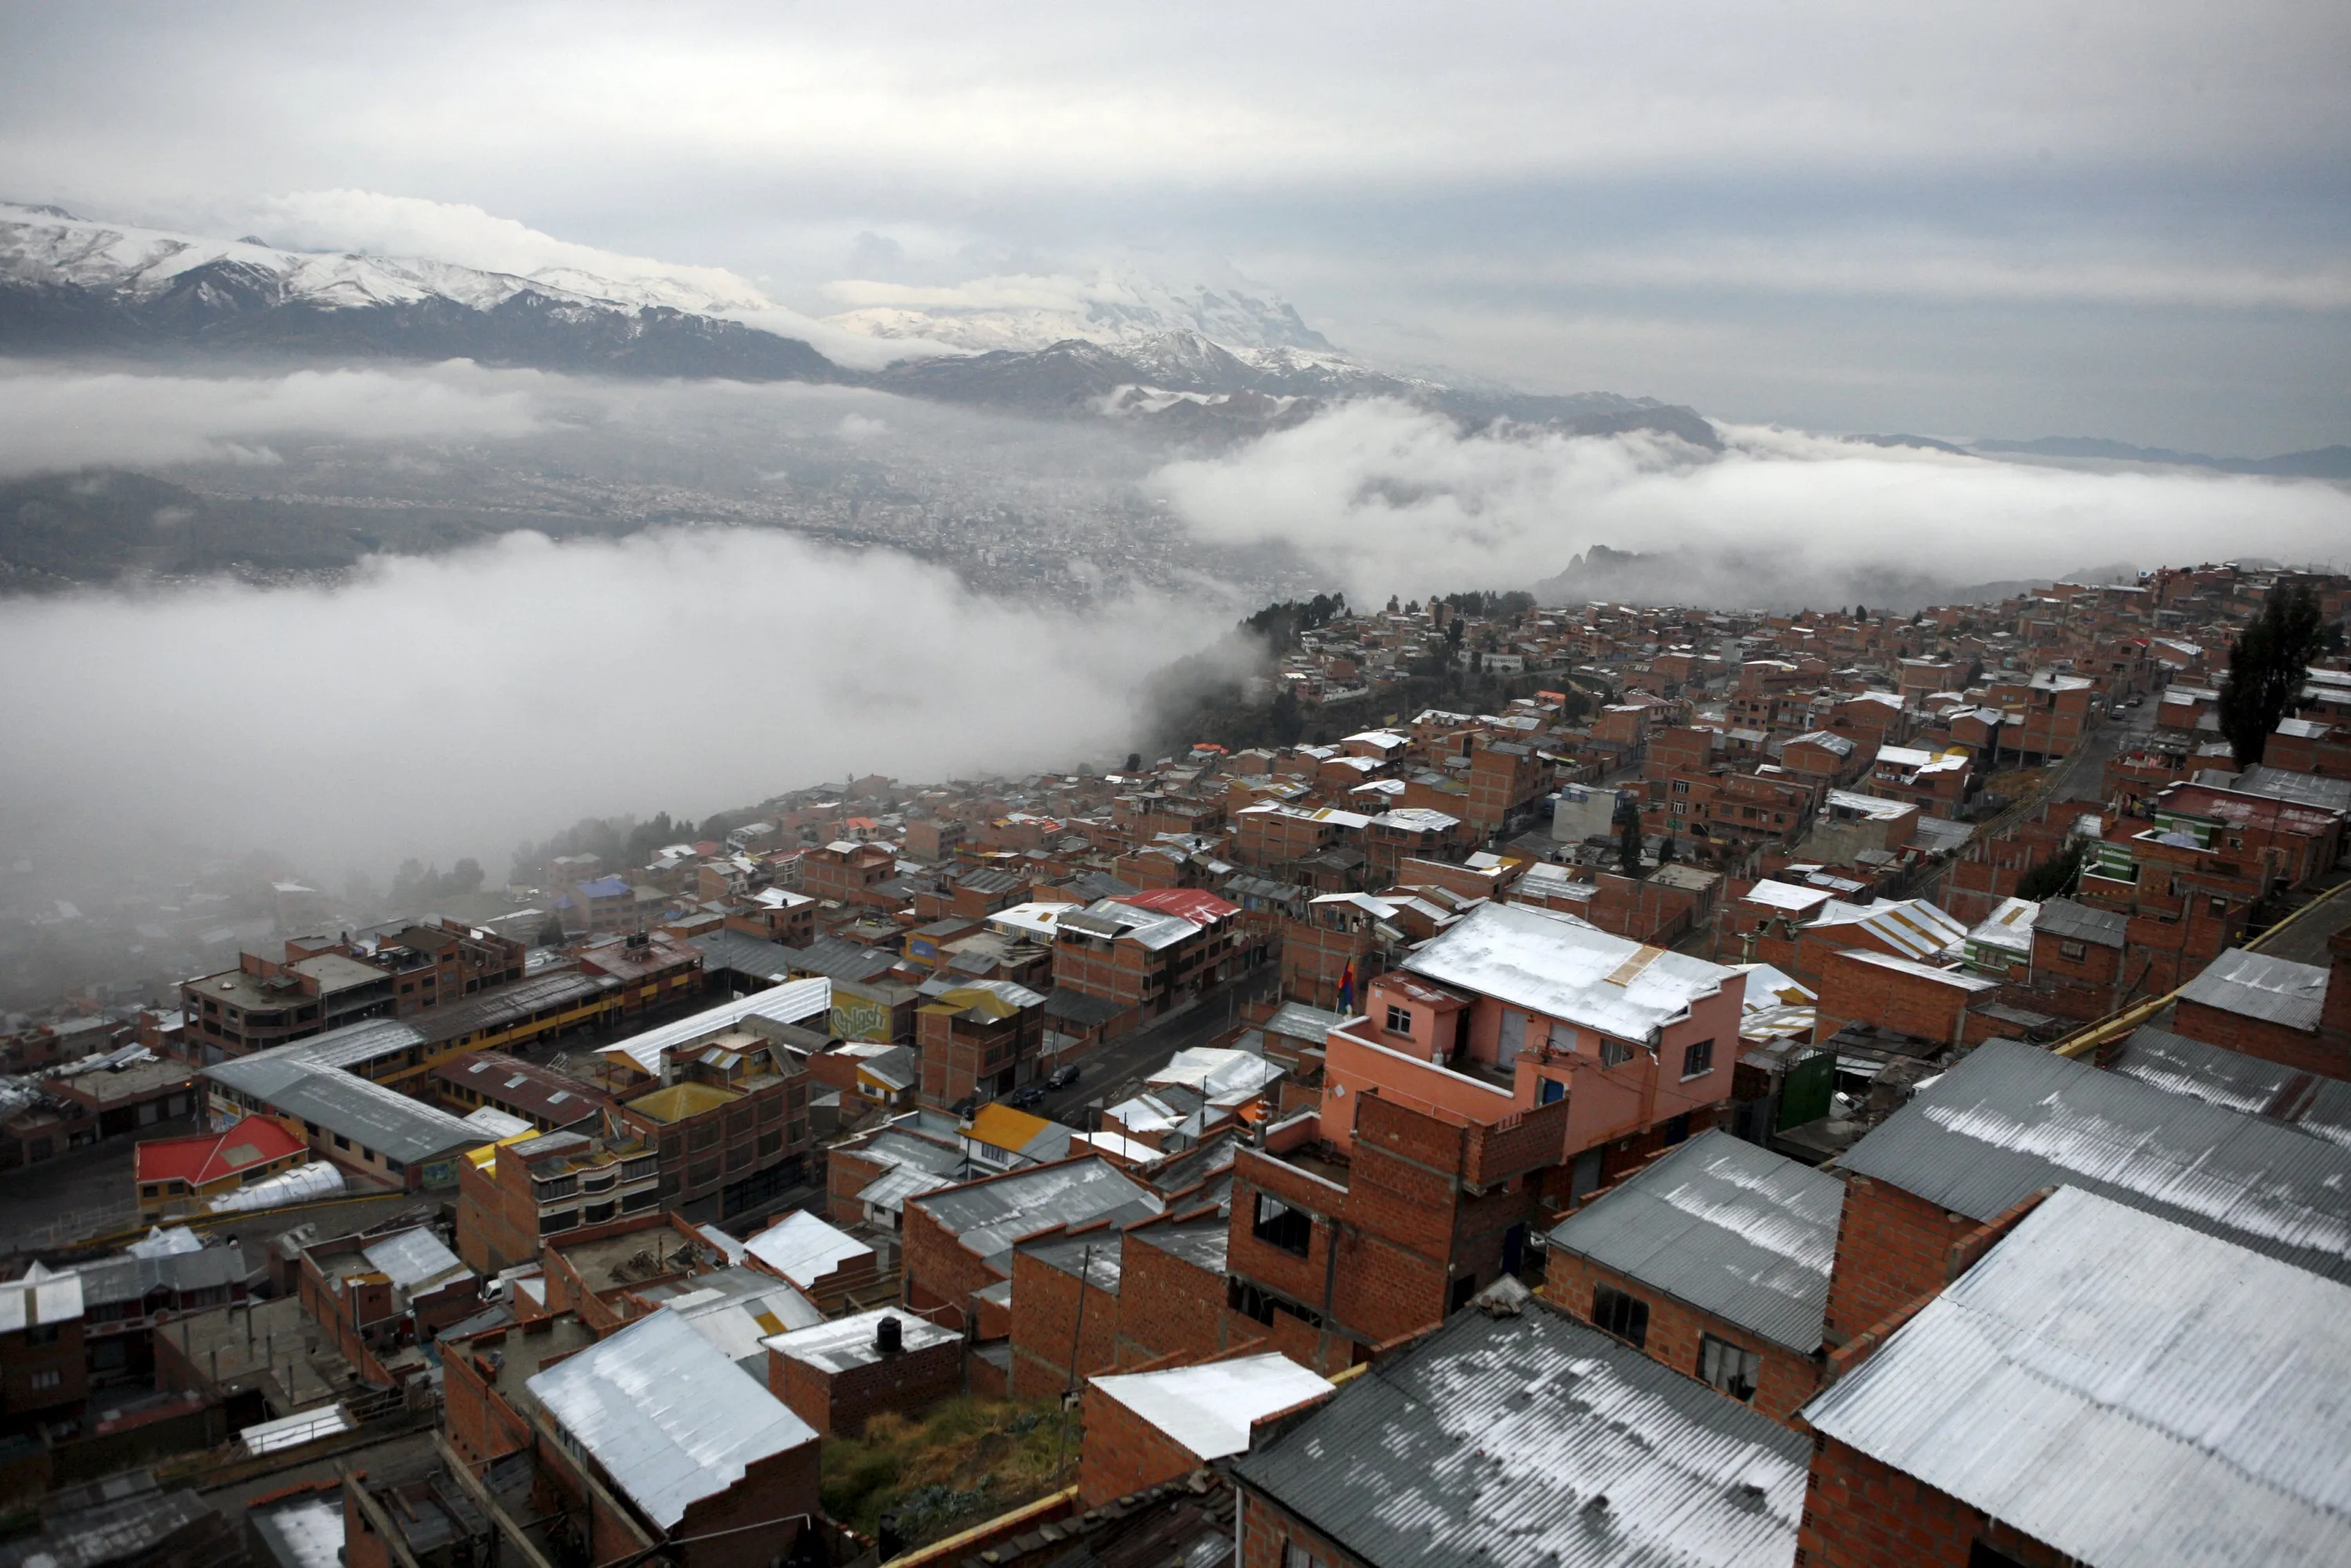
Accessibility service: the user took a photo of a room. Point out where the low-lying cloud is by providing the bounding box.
[0,362,553,476]
[0,529,1219,876]
[1154,401,2351,607]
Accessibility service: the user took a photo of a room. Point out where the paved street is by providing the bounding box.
[1036,964,1282,1129]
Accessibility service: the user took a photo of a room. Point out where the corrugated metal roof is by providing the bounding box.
[2108,1026,2351,1149]
[1803,1186,2351,1568]
[743,1211,872,1290]
[0,1270,83,1332]
[66,1243,249,1306]
[1233,1293,1807,1568]
[1403,901,1736,1045]
[2177,947,2329,1031]
[2032,896,2127,947]
[1545,1130,1842,1353]
[1839,1039,2351,1283]
[910,1158,1161,1269]
[203,1055,484,1162]
[1806,897,1967,961]
[360,1228,468,1294]
[1092,1354,1332,1461]
[855,1164,956,1212]
[596,978,831,1077]
[527,1306,817,1530]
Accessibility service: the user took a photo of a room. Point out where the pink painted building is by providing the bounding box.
[1321,902,1746,1200]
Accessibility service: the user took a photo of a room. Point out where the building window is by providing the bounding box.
[29,1371,60,1392]
[1599,1038,1635,1069]
[1539,1077,1566,1105]
[1282,1545,1326,1568]
[1592,1284,1649,1347]
[1681,1039,1715,1079]
[2059,940,2087,961]
[25,1325,59,1347]
[1383,1005,1414,1037]
[540,1209,578,1234]
[1701,1334,1762,1402]
[332,1135,351,1150]
[1252,1193,1314,1258]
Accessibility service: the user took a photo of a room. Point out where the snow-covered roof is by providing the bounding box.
[1739,879,1837,913]
[596,977,831,1077]
[763,1308,959,1375]
[1146,1047,1284,1103]
[743,1210,874,1291]
[1804,1186,2351,1568]
[1089,1354,1333,1461]
[1402,901,1738,1045]
[1966,897,2041,956]
[527,1306,816,1530]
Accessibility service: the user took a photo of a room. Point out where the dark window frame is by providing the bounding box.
[1592,1284,1650,1347]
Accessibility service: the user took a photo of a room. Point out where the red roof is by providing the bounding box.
[1118,888,1241,924]
[135,1115,306,1186]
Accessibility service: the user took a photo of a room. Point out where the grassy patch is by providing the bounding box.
[819,1396,1070,1548]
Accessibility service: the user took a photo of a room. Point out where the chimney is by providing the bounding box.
[875,1314,903,1356]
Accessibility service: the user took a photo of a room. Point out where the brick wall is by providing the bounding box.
[1797,1433,2070,1567]
[1813,950,1974,1046]
[1539,1251,1819,1425]
[440,1331,531,1463]
[770,1335,962,1438]
[1078,1382,1211,1506]
[1117,1233,1231,1368]
[827,1145,890,1226]
[1240,1490,1362,1568]
[1009,1246,1123,1400]
[2172,999,2346,1081]
[671,1441,824,1568]
[1821,1178,1977,1345]
[900,1197,1005,1330]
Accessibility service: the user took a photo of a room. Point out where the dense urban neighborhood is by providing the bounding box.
[3,559,2351,1568]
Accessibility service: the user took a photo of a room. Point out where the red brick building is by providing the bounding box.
[2171,946,2341,1078]
[1799,1186,2346,1568]
[1079,1354,1331,1508]
[764,1307,961,1436]
[1052,892,1245,1036]
[1541,1129,1840,1425]
[455,1123,661,1275]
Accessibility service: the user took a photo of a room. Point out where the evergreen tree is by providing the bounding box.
[2018,840,2088,900]
[1616,803,1643,878]
[2218,583,2339,766]
[1268,687,1305,747]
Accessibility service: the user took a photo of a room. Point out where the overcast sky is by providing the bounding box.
[4,1,2351,454]
[2,2,2345,447]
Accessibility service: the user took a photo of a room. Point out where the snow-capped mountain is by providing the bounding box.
[821,266,1335,357]
[0,201,838,381]
[0,201,1712,446]
[0,201,770,317]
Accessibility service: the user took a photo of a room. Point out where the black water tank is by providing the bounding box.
[875,1314,903,1355]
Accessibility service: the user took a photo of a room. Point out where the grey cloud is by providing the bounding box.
[0,362,553,476]
[1154,401,2351,607]
[0,529,1222,875]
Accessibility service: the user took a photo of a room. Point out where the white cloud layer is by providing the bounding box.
[1154,402,2351,605]
[0,530,1214,871]
[0,363,553,476]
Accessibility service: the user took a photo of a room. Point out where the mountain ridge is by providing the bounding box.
[0,200,1714,447]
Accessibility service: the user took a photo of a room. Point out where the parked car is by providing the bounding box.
[1046,1064,1081,1089]
[1009,1085,1046,1109]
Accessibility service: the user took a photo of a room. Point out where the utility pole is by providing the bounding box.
[1052,1244,1094,1482]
